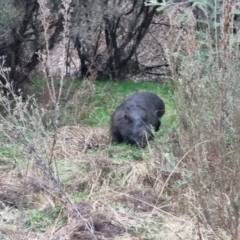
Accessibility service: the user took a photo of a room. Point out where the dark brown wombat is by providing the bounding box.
[110,91,165,146]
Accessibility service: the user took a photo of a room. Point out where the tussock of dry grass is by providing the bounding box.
[0,224,38,240]
[0,119,219,240]
[0,134,220,240]
[46,203,124,240]
[0,164,55,210]
[45,125,110,159]
[56,154,162,194]
[39,190,216,240]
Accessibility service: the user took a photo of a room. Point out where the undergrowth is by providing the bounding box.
[3,0,240,239]
[0,75,177,240]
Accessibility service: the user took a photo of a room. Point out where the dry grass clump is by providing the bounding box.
[0,163,60,240]
[0,163,55,210]
[45,201,124,240]
[0,133,216,240]
[45,189,215,240]
[57,152,164,192]
[45,125,110,159]
[0,223,38,240]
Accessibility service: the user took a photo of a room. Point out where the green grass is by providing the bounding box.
[69,191,90,201]
[30,78,177,136]
[29,78,177,162]
[0,78,179,240]
[108,143,152,161]
[0,142,25,164]
[0,78,177,164]
[56,160,91,186]
[82,80,176,132]
[70,79,177,161]
[25,205,65,233]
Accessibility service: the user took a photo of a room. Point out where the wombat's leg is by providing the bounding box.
[155,120,161,132]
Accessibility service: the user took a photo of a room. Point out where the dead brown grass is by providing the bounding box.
[0,135,222,240]
[45,201,124,240]
[0,163,56,210]
[45,125,110,159]
[42,188,216,240]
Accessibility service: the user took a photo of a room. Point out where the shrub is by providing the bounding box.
[163,1,240,238]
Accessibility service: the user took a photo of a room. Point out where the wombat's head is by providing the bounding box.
[121,113,153,147]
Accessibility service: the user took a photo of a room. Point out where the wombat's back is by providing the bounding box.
[123,91,165,117]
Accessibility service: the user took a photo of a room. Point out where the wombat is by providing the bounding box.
[110,91,165,146]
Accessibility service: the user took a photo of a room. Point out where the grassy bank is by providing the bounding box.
[0,79,184,240]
